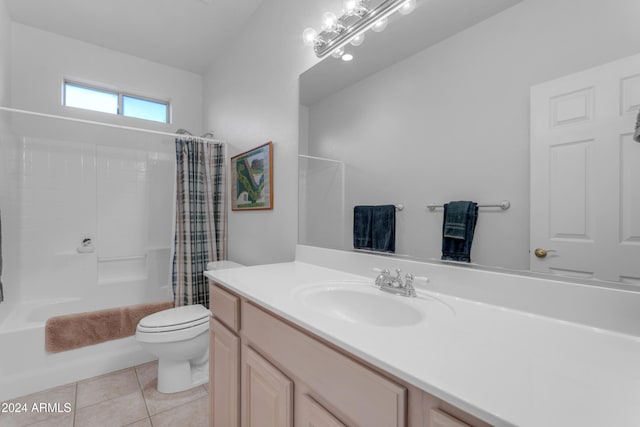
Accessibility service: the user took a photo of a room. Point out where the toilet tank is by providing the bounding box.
[206,260,244,270]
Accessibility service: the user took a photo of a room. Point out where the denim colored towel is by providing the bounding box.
[443,201,470,239]
[441,201,478,262]
[353,205,395,253]
[353,206,373,249]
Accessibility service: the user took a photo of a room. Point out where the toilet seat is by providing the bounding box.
[136,304,211,334]
[136,320,209,343]
[137,316,209,333]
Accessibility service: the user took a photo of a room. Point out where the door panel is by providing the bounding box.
[242,345,293,427]
[210,318,239,427]
[531,52,640,282]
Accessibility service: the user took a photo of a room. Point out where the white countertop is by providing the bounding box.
[205,260,640,427]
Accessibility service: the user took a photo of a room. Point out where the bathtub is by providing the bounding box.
[0,280,172,402]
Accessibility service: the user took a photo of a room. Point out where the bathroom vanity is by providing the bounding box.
[205,246,640,427]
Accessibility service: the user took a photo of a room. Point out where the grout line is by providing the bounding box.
[72,382,78,427]
[134,362,154,423]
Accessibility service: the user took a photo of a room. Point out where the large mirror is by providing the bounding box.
[299,0,640,286]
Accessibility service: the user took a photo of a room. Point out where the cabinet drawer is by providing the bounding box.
[242,301,406,427]
[299,395,346,427]
[430,408,471,427]
[210,283,240,332]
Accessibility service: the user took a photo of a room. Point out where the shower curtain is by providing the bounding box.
[172,138,226,308]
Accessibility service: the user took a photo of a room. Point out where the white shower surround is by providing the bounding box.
[0,113,176,401]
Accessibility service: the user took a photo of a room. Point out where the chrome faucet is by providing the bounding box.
[375,268,417,297]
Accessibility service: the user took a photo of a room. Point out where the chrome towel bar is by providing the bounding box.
[426,200,510,211]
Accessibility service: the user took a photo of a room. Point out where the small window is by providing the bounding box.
[63,81,169,124]
[122,95,168,123]
[64,82,118,115]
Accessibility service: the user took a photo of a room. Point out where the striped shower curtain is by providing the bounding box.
[172,138,226,308]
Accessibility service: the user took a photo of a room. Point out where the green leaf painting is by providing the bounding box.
[231,142,273,210]
[236,159,265,203]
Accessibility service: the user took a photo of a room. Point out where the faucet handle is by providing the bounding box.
[402,273,417,297]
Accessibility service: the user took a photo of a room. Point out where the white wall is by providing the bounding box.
[0,0,10,107]
[202,0,335,265]
[11,23,204,134]
[206,0,640,268]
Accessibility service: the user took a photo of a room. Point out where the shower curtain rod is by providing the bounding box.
[0,106,225,144]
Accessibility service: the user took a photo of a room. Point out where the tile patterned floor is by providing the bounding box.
[0,361,209,427]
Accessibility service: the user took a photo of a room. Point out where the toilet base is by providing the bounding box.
[157,358,209,394]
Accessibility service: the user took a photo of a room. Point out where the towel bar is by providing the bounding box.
[98,254,147,262]
[426,200,510,211]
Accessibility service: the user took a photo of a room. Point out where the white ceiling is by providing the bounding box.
[4,0,265,74]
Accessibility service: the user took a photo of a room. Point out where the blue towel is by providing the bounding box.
[353,205,395,253]
[443,202,469,239]
[441,201,478,262]
[353,206,373,249]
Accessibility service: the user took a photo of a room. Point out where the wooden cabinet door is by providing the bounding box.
[299,395,346,427]
[210,318,239,427]
[242,345,293,427]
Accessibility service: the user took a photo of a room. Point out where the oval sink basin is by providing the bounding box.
[295,282,424,327]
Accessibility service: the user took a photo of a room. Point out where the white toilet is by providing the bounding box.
[135,260,244,394]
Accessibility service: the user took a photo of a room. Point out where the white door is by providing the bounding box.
[531,53,640,283]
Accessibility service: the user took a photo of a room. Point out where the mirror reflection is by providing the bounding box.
[299,0,640,285]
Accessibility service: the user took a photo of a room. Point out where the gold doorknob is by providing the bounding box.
[534,248,556,258]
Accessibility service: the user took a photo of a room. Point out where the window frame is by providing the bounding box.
[63,80,171,124]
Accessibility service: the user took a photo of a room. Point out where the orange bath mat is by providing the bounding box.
[45,300,173,353]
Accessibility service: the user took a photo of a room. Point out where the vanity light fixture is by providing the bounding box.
[303,0,417,60]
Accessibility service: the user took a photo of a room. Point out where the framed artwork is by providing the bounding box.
[231,142,273,211]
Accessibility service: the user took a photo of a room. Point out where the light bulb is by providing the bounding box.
[350,33,365,46]
[321,11,338,32]
[342,53,354,62]
[398,0,416,15]
[342,0,358,14]
[371,17,388,32]
[331,47,345,58]
[302,28,318,46]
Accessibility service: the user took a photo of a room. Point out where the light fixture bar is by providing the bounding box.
[314,0,408,58]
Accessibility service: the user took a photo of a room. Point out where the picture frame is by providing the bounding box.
[230,141,273,211]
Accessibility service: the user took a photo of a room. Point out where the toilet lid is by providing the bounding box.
[138,304,211,332]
